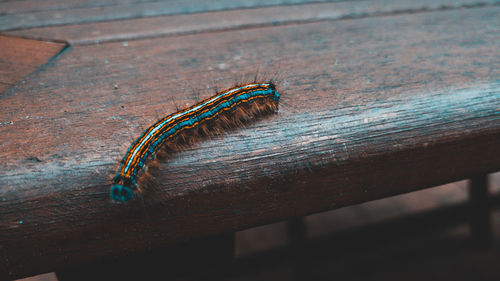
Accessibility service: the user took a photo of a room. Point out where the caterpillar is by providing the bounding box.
[111,82,280,202]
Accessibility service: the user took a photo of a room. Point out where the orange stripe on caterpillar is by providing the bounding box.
[119,85,268,174]
[111,82,280,202]
[118,84,266,175]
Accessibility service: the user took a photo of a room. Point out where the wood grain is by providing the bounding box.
[5,0,497,45]
[0,35,66,94]
[0,6,499,279]
[0,0,343,31]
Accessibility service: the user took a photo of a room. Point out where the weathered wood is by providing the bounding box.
[0,35,66,94]
[0,0,343,31]
[5,0,496,45]
[0,6,499,279]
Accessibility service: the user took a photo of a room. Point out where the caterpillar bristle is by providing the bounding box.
[111,81,281,202]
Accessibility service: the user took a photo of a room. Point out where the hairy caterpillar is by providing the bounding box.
[111,82,280,202]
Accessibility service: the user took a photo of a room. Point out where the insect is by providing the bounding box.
[111,82,280,202]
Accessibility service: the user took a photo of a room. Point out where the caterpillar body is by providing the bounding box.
[111,82,280,202]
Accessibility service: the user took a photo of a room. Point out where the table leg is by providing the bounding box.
[469,174,491,248]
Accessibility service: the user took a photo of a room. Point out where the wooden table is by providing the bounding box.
[1,0,499,279]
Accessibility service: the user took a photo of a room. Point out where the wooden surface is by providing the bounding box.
[5,0,496,45]
[0,0,343,31]
[0,35,66,94]
[0,1,500,279]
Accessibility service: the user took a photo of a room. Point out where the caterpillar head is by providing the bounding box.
[110,184,133,202]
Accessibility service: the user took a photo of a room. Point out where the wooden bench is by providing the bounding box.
[1,0,499,279]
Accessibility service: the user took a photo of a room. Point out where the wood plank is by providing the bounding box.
[0,0,336,14]
[0,0,342,31]
[0,35,66,93]
[0,6,499,279]
[5,0,499,44]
